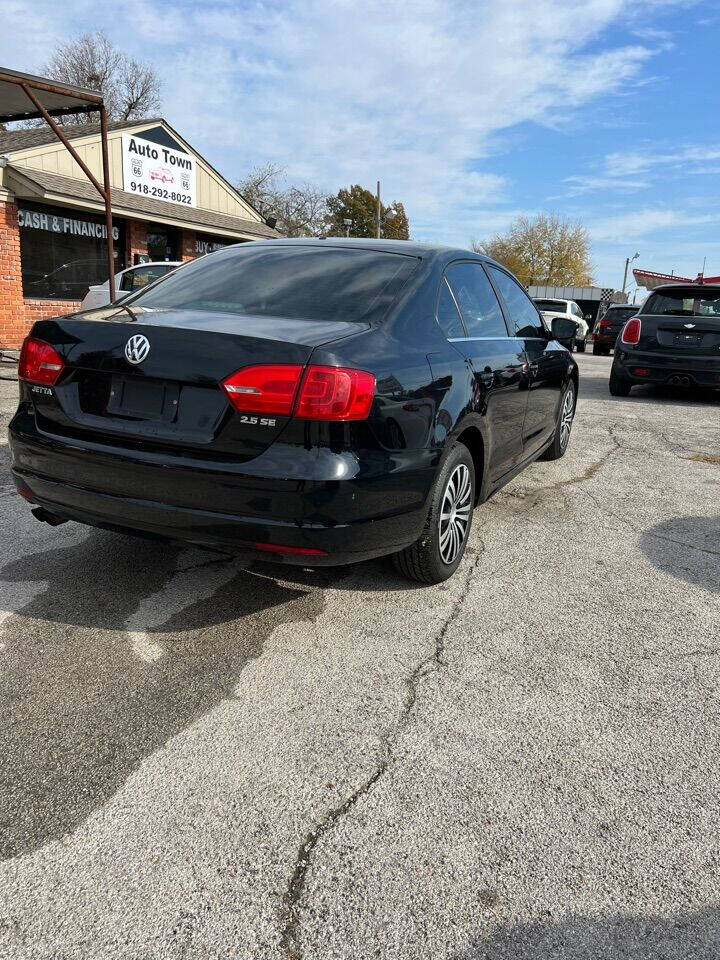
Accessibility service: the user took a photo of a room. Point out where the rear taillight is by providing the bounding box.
[295,366,375,421]
[620,317,641,345]
[221,364,303,415]
[18,337,64,385]
[598,318,612,328]
[221,364,376,421]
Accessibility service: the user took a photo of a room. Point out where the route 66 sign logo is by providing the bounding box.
[181,173,191,191]
[132,158,143,177]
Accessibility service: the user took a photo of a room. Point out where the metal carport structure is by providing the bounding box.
[0,67,116,300]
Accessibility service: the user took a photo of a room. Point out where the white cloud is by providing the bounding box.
[590,207,720,242]
[567,143,720,195]
[0,0,688,246]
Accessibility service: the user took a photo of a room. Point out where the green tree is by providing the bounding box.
[474,213,592,286]
[326,185,409,239]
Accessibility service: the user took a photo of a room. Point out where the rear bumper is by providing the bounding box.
[592,332,618,347]
[9,413,433,565]
[614,350,720,387]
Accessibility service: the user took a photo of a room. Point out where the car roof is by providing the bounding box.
[239,237,489,261]
[125,261,183,269]
[649,282,720,294]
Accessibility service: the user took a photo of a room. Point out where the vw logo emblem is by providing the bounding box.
[124,334,150,365]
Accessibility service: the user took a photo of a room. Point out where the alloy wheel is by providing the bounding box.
[560,386,575,450]
[439,463,472,565]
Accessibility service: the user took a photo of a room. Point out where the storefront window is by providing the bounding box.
[195,235,236,256]
[18,204,125,301]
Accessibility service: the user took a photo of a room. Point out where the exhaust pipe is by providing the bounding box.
[31,506,68,527]
[668,374,691,386]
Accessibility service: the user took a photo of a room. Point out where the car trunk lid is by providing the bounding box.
[28,309,367,461]
[636,313,720,356]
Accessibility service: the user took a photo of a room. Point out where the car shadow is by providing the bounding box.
[0,530,340,862]
[452,904,720,958]
[640,515,719,595]
[0,517,429,862]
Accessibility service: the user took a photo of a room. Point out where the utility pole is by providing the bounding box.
[376,180,381,239]
[622,251,640,293]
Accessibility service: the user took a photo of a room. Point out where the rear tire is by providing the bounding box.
[392,442,475,584]
[609,368,632,397]
[576,340,586,353]
[539,380,576,461]
[592,343,606,356]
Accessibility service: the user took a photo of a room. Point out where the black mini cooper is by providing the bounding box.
[9,240,579,583]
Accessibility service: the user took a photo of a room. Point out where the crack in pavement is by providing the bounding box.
[278,544,485,959]
[498,424,623,507]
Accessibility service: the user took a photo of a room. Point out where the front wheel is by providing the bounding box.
[540,380,576,461]
[393,442,475,584]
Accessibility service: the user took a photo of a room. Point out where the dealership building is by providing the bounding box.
[0,118,279,347]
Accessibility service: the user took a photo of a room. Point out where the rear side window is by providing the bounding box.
[445,262,507,337]
[131,246,419,323]
[488,267,545,338]
[436,277,465,338]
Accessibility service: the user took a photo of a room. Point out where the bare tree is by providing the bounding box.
[238,163,327,237]
[33,32,161,125]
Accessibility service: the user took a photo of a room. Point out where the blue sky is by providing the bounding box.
[2,0,719,290]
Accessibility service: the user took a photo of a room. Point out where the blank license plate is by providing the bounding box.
[107,377,178,419]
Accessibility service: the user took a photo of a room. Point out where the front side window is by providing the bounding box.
[488,267,545,339]
[436,277,465,338]
[132,246,419,323]
[445,262,507,337]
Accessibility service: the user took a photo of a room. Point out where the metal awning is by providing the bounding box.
[0,67,103,123]
[0,67,116,298]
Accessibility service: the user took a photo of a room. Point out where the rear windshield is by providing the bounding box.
[535,300,566,311]
[130,245,419,323]
[605,306,637,319]
[642,289,720,317]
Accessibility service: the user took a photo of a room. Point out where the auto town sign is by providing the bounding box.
[121,134,197,208]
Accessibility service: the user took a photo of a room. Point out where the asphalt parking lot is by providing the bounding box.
[1,352,719,960]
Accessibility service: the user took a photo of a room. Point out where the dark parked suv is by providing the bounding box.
[10,240,579,583]
[592,303,639,355]
[610,283,720,395]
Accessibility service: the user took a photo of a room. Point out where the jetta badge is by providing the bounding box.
[684,323,696,329]
[124,334,150,365]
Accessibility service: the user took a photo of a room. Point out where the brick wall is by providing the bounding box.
[0,200,25,349]
[127,220,148,264]
[1,200,85,348]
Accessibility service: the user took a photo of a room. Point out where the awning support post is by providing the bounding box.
[99,105,116,301]
[20,82,116,301]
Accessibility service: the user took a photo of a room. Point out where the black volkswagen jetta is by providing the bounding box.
[610,282,720,396]
[9,240,579,583]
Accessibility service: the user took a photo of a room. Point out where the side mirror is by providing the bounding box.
[551,316,579,349]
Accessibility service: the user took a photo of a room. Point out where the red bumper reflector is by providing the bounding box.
[632,367,650,376]
[254,542,328,556]
[15,482,36,502]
